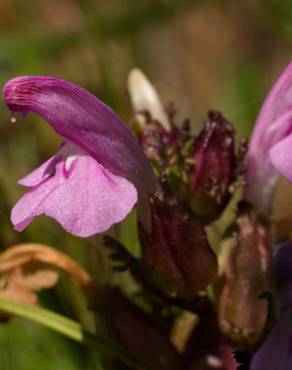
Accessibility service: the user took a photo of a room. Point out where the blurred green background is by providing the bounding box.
[0,0,291,369]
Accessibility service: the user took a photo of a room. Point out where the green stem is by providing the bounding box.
[0,298,155,370]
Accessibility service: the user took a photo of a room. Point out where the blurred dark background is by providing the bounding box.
[0,0,291,369]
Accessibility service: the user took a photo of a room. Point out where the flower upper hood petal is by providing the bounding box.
[3,76,157,196]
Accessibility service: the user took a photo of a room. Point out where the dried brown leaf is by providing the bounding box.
[0,243,92,309]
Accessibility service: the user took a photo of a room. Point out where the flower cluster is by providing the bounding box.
[2,62,292,370]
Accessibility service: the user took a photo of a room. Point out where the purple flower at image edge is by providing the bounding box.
[250,242,292,370]
[245,61,292,211]
[3,77,157,237]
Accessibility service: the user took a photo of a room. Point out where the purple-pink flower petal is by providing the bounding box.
[3,76,157,196]
[245,62,292,211]
[11,151,137,237]
[18,155,58,187]
[269,131,292,182]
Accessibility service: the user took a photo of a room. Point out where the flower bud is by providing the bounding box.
[219,203,272,345]
[138,119,169,162]
[138,198,218,301]
[190,111,235,223]
[128,68,170,131]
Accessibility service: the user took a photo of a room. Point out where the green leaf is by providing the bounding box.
[0,298,82,341]
[0,298,155,370]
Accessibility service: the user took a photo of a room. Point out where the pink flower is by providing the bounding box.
[3,77,157,237]
[245,62,292,211]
